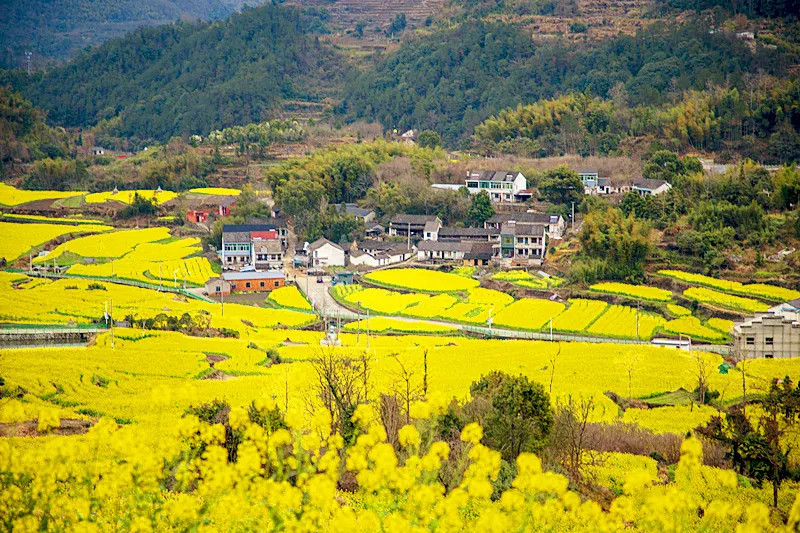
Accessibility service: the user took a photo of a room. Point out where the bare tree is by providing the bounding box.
[390,353,425,425]
[623,352,639,404]
[690,350,713,405]
[548,342,561,395]
[548,395,602,482]
[307,347,371,440]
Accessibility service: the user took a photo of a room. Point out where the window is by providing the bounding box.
[215,286,221,292]
[765,337,774,345]
[226,257,232,262]
[274,281,280,287]
[466,181,478,188]
[766,354,774,359]
[260,281,265,288]
[245,282,251,288]
[231,283,236,290]
[746,337,755,345]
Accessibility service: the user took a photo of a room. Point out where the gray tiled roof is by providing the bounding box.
[632,178,670,190]
[390,214,440,225]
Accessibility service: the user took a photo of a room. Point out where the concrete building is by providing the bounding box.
[575,168,599,188]
[350,241,413,268]
[308,238,346,268]
[220,223,285,270]
[253,240,284,270]
[734,306,800,359]
[463,242,494,266]
[465,170,527,203]
[496,222,547,265]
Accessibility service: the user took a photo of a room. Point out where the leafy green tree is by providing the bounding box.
[538,166,584,206]
[469,372,554,462]
[364,182,411,218]
[468,190,495,226]
[275,179,325,232]
[417,130,441,149]
[579,208,652,281]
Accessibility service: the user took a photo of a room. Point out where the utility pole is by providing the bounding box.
[571,202,575,232]
[357,300,361,344]
[636,300,640,342]
[550,316,553,341]
[25,51,32,76]
[110,298,115,349]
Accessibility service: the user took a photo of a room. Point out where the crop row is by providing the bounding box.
[659,269,800,302]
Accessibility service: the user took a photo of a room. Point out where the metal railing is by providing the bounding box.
[26,271,216,303]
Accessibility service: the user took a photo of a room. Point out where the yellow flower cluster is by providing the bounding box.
[659,270,800,302]
[187,187,241,196]
[683,287,770,314]
[268,285,313,311]
[667,304,692,317]
[708,317,734,333]
[663,316,728,342]
[342,317,457,334]
[586,305,666,340]
[0,182,83,206]
[0,213,104,224]
[622,405,719,435]
[0,221,113,261]
[364,268,480,293]
[84,189,178,205]
[551,298,608,333]
[590,282,672,302]
[35,227,171,261]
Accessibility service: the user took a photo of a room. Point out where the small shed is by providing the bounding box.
[333,271,354,286]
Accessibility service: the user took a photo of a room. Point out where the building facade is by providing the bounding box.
[465,170,527,203]
[308,238,346,267]
[734,312,800,359]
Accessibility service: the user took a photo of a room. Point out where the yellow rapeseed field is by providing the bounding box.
[590,282,672,302]
[0,221,113,262]
[84,189,178,205]
[364,268,480,293]
[188,187,241,196]
[268,285,313,311]
[342,317,457,334]
[683,287,770,314]
[0,182,84,206]
[34,227,171,261]
[659,269,800,302]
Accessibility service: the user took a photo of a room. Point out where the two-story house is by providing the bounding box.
[308,238,346,268]
[495,222,547,265]
[465,170,527,203]
[253,240,284,270]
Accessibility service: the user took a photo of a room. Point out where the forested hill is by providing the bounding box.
[0,0,262,67]
[2,4,346,143]
[343,19,797,147]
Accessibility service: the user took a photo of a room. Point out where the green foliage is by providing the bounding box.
[0,87,69,170]
[345,20,793,146]
[23,158,89,190]
[538,166,584,205]
[468,191,495,226]
[207,120,307,159]
[469,371,554,462]
[118,192,159,218]
[0,1,262,64]
[656,0,800,18]
[417,130,442,149]
[579,208,652,282]
[473,82,800,162]
[5,4,344,141]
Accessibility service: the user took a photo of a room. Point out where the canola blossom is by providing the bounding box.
[707,317,734,333]
[363,268,480,293]
[683,287,770,314]
[0,213,105,224]
[590,282,672,302]
[187,187,242,196]
[663,316,728,342]
[587,305,666,340]
[84,189,178,205]
[34,227,172,261]
[342,317,458,334]
[0,182,84,206]
[667,304,692,317]
[659,269,800,302]
[0,221,113,262]
[268,285,313,311]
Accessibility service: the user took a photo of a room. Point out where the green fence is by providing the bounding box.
[26,271,216,303]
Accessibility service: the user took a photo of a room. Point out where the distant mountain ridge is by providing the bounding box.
[2,4,346,143]
[0,0,262,67]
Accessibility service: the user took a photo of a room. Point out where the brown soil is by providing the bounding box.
[205,353,229,367]
[203,369,233,380]
[0,418,95,437]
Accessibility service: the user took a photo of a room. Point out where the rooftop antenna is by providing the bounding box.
[25,51,32,76]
